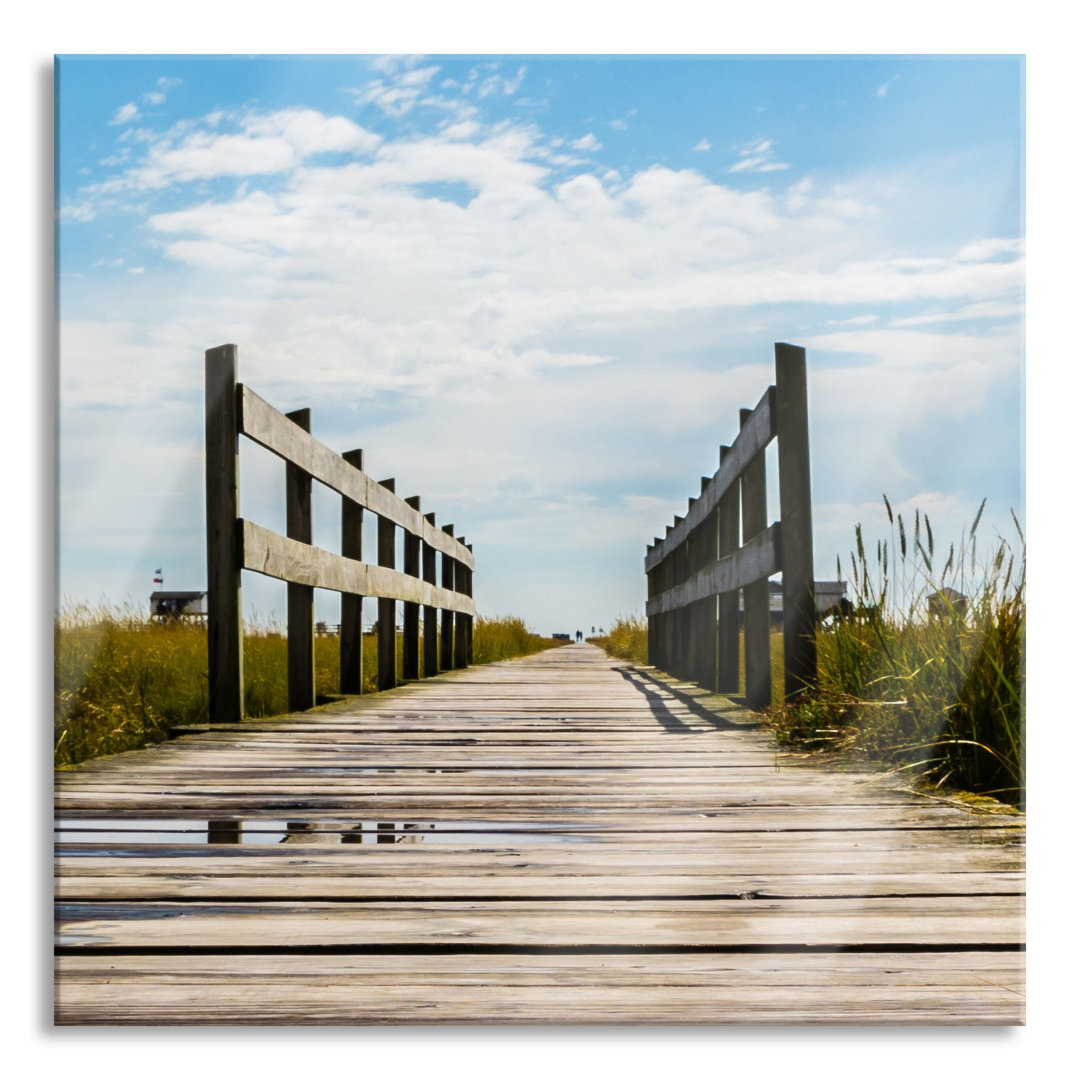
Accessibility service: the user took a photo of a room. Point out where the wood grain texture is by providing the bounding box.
[645,385,775,571]
[54,645,1024,1025]
[240,521,474,615]
[239,385,473,569]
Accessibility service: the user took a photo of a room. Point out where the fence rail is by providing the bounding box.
[645,342,816,706]
[205,344,475,726]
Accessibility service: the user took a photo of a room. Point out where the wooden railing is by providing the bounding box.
[205,344,475,725]
[644,342,816,706]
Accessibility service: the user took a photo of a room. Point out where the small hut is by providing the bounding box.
[928,587,967,619]
[150,590,207,621]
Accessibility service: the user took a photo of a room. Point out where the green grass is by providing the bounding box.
[766,497,1025,807]
[54,606,563,767]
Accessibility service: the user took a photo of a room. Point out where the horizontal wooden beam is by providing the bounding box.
[238,385,474,571]
[645,386,775,573]
[645,523,782,617]
[240,520,476,616]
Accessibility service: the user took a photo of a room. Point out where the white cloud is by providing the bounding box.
[693,139,711,152]
[827,314,878,326]
[570,133,601,152]
[143,92,165,106]
[109,103,140,126]
[92,108,382,192]
[729,137,790,174]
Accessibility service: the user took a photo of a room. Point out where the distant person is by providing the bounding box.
[575,630,582,643]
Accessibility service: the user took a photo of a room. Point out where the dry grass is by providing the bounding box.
[54,606,563,767]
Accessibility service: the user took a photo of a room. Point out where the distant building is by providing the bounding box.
[928,587,967,619]
[150,590,207,621]
[552,633,572,641]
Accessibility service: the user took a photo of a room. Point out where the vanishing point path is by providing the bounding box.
[55,644,1025,1024]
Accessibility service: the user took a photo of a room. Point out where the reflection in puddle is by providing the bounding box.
[55,818,601,846]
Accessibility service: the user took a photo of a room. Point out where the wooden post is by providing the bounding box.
[285,408,315,712]
[671,518,685,679]
[465,543,474,664]
[661,526,675,674]
[775,342,817,699]
[454,536,468,669]
[422,512,438,678]
[402,497,421,680]
[740,407,772,710]
[693,478,717,691]
[340,449,364,694]
[685,497,700,685]
[717,445,740,692]
[377,478,397,691]
[205,344,244,726]
[440,524,455,672]
[646,544,659,666]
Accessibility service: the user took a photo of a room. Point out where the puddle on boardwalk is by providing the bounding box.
[55,818,601,847]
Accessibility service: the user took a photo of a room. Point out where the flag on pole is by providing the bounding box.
[153,568,163,584]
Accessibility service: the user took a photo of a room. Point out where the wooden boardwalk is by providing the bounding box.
[54,644,1025,1024]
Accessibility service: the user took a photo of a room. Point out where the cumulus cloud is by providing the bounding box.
[58,95,1023,624]
[89,108,382,193]
[693,139,711,152]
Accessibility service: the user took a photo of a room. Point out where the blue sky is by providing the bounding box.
[56,54,1024,632]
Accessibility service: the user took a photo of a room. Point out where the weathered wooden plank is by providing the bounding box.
[240,520,474,614]
[55,895,1024,949]
[238,384,474,569]
[55,865,1025,901]
[53,951,1024,1026]
[53,644,1024,1026]
[645,385,775,572]
[645,524,781,616]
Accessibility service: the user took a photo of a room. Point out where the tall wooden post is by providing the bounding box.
[377,478,397,691]
[205,344,244,726]
[646,545,658,666]
[285,408,315,712]
[454,535,468,669]
[340,449,364,694]
[402,496,421,680]
[775,342,816,699]
[740,407,771,709]
[717,444,740,692]
[422,512,438,678]
[440,524,455,672]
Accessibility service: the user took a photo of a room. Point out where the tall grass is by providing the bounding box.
[591,615,649,665]
[55,607,563,767]
[768,497,1025,807]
